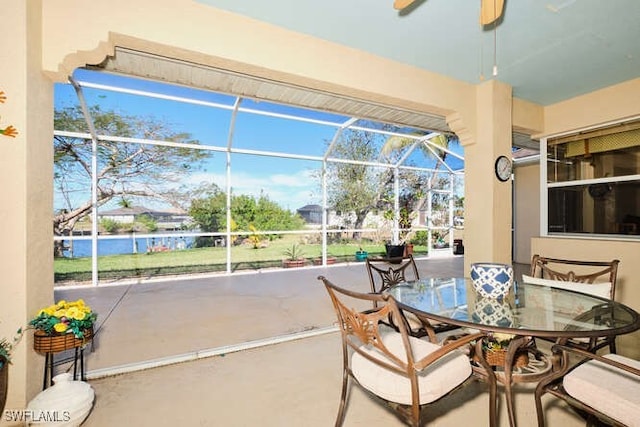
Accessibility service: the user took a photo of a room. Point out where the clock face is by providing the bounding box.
[495,155,512,182]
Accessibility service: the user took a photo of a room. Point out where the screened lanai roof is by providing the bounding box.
[95,48,453,134]
[64,49,470,172]
[83,47,537,163]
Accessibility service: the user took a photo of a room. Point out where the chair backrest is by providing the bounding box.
[365,254,420,295]
[529,254,620,300]
[318,275,415,373]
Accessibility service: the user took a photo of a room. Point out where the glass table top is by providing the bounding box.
[387,278,640,338]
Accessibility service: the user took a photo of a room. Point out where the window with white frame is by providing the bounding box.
[545,122,640,236]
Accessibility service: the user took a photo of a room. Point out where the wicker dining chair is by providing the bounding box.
[318,275,489,427]
[365,255,458,340]
[535,344,640,427]
[526,254,620,353]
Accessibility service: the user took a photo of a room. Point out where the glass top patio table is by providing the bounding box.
[388,278,640,427]
[386,277,640,339]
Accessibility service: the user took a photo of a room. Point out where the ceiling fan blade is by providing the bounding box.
[480,0,505,25]
[393,0,417,10]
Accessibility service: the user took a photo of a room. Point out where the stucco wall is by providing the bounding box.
[530,78,640,358]
[513,163,540,264]
[41,0,470,120]
[40,0,547,140]
[531,237,640,359]
[541,77,640,138]
[1,0,55,411]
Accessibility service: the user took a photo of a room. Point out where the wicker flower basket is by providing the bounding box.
[33,328,94,354]
[485,348,529,368]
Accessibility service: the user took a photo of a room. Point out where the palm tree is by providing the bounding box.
[380,132,458,243]
[118,197,133,208]
[381,132,452,171]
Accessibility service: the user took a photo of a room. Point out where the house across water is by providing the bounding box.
[98,206,192,231]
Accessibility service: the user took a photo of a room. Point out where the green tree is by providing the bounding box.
[118,197,133,208]
[381,133,451,163]
[321,126,458,243]
[231,194,258,231]
[189,191,305,247]
[252,194,305,233]
[188,188,227,247]
[229,193,305,234]
[324,127,387,240]
[99,218,122,233]
[136,214,158,232]
[53,105,211,256]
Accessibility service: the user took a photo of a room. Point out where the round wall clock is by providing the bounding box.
[494,155,512,182]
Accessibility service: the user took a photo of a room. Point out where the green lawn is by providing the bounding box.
[54,236,426,283]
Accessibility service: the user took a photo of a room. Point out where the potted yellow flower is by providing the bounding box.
[29,299,97,354]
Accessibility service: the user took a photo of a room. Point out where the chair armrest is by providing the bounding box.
[414,332,484,371]
[551,344,640,377]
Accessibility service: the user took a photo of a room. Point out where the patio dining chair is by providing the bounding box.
[535,344,640,427]
[525,254,621,353]
[318,275,489,427]
[365,255,420,295]
[365,255,458,340]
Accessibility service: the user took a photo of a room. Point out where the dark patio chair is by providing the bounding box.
[318,275,489,427]
[365,255,459,340]
[535,344,640,427]
[525,254,620,353]
[365,255,420,295]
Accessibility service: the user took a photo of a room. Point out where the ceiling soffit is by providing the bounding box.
[91,47,537,150]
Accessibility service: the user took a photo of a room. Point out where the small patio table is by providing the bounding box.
[386,277,640,427]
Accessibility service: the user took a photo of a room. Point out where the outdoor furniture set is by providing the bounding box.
[319,254,640,426]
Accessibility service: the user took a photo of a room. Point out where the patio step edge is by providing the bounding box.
[84,325,339,380]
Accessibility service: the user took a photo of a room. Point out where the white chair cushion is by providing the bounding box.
[563,354,640,427]
[351,332,471,405]
[521,274,611,299]
[404,312,426,331]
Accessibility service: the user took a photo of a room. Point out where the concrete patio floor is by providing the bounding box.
[49,255,584,426]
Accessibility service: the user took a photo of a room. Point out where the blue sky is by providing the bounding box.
[54,69,343,212]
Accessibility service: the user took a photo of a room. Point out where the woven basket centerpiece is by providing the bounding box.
[485,348,530,368]
[33,328,94,354]
[471,297,529,368]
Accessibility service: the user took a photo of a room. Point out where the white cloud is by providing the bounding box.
[270,170,314,187]
[180,169,320,210]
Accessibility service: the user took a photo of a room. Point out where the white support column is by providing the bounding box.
[321,160,328,263]
[393,168,400,244]
[448,174,454,248]
[70,78,100,286]
[225,97,241,273]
